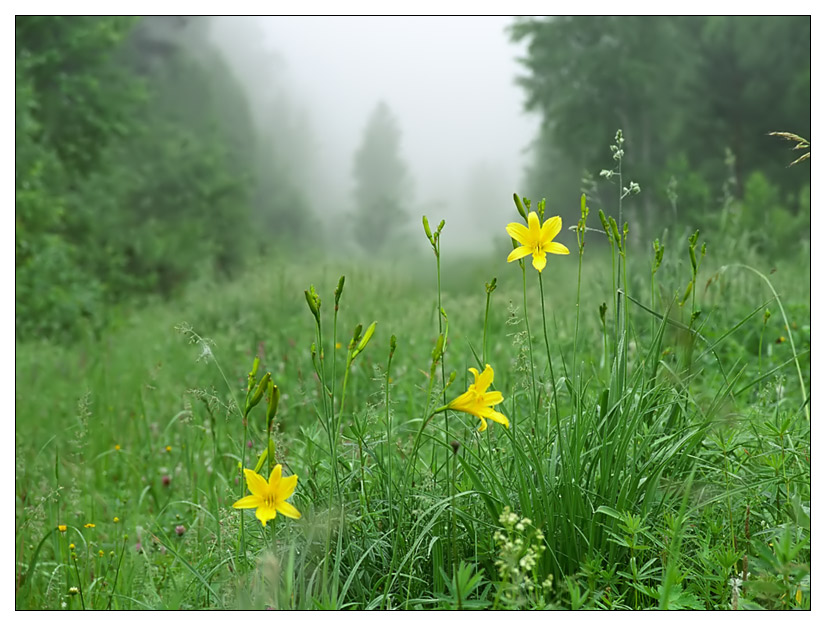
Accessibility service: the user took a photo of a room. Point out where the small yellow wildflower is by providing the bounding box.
[84,523,95,529]
[98,550,104,557]
[113,517,120,523]
[58,524,67,532]
[506,211,570,272]
[447,364,509,432]
[232,464,301,527]
[166,445,172,452]
[115,444,121,451]
[69,543,75,550]
[335,342,342,350]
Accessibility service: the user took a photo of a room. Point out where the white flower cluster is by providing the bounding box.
[494,506,549,607]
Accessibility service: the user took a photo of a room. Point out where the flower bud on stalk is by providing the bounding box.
[422,215,433,242]
[247,357,260,393]
[349,323,363,352]
[304,286,321,324]
[352,321,377,359]
[512,193,528,220]
[246,372,271,416]
[334,275,345,310]
[681,280,693,306]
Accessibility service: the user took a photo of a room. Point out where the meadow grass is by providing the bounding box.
[15,171,810,609]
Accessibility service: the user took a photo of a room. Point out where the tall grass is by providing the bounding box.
[15,135,809,610]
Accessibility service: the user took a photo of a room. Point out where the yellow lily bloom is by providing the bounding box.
[233,464,301,526]
[506,211,570,272]
[447,364,509,432]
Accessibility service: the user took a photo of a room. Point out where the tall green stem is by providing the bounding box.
[521,263,538,432]
[538,273,564,469]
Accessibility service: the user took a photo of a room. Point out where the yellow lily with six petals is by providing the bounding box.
[233,464,301,526]
[447,364,509,432]
[506,211,569,272]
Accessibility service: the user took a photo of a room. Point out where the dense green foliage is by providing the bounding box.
[511,16,810,239]
[16,17,311,341]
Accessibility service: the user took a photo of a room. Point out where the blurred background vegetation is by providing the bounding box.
[15,16,810,342]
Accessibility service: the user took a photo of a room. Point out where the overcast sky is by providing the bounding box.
[212,16,539,247]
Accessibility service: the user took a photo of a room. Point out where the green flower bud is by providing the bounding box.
[352,321,377,359]
[334,275,346,309]
[247,357,260,393]
[349,323,363,351]
[422,215,433,241]
[432,334,444,362]
[512,193,528,220]
[246,371,271,416]
[598,209,611,239]
[681,280,693,306]
[609,217,621,247]
[304,286,320,323]
[253,447,268,473]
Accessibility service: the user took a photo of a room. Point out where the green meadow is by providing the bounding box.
[16,187,810,609]
[16,16,810,611]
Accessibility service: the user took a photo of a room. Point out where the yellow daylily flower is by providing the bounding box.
[506,211,570,272]
[232,464,301,526]
[447,364,509,432]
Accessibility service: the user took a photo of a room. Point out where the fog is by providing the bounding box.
[208,16,537,252]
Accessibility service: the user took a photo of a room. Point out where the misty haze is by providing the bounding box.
[16,16,810,611]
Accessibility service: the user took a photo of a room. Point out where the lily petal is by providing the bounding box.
[476,365,494,391]
[277,473,298,500]
[527,212,541,237]
[532,251,548,272]
[275,500,302,520]
[448,390,475,413]
[540,215,562,244]
[255,504,277,526]
[477,417,488,432]
[232,494,262,510]
[507,246,532,263]
[545,241,570,255]
[268,464,283,488]
[244,469,269,498]
[506,222,531,245]
[482,390,504,406]
[480,408,510,428]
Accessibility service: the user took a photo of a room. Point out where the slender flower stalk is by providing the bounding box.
[538,273,564,461]
[507,203,570,432]
[483,278,497,365]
